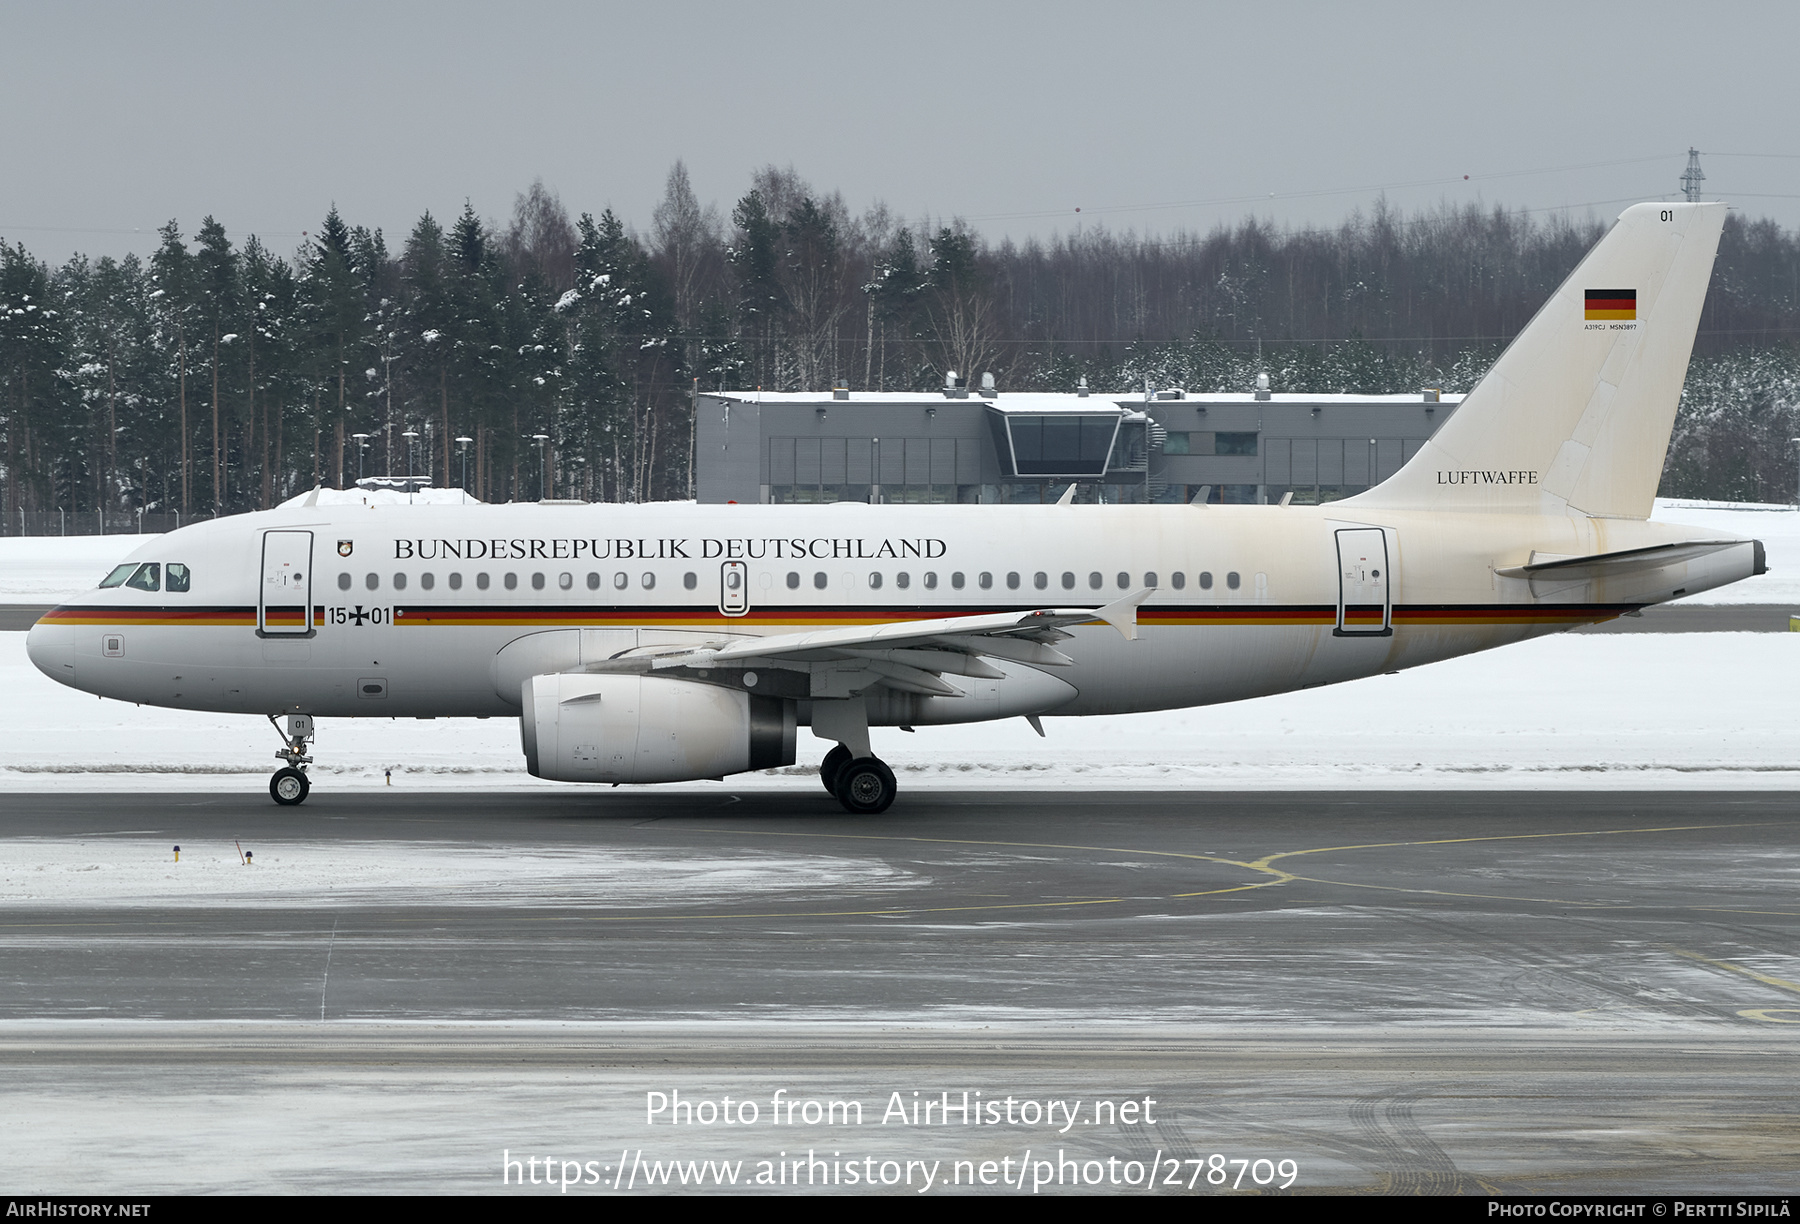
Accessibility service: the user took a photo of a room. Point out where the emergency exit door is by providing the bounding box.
[1334,528,1391,636]
[719,561,749,617]
[260,530,314,635]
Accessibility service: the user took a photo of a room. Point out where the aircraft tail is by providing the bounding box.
[1347,202,1726,519]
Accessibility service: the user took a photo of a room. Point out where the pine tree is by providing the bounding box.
[0,243,72,519]
[193,217,239,511]
[149,221,194,511]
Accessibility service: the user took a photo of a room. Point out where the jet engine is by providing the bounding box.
[521,673,796,784]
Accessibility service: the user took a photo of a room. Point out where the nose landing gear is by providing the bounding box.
[267,713,314,807]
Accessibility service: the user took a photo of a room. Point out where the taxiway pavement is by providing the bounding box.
[2,788,1796,1193]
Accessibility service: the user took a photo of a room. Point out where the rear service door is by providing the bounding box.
[1334,527,1391,636]
[260,530,314,635]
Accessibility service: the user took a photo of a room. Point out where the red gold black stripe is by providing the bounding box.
[38,602,1640,632]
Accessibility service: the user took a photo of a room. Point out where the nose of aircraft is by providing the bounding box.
[26,616,77,688]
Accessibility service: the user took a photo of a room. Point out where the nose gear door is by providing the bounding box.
[260,530,315,636]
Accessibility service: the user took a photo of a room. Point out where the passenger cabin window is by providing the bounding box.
[1199,571,1214,590]
[531,572,545,591]
[868,572,883,590]
[125,563,161,592]
[337,572,352,591]
[393,573,408,590]
[896,572,911,590]
[449,572,464,590]
[1143,572,1157,588]
[1171,572,1186,590]
[365,573,379,591]
[813,572,827,590]
[558,572,572,590]
[504,573,518,590]
[923,572,938,590]
[99,563,137,589]
[476,572,490,590]
[1227,571,1241,590]
[1061,572,1075,590]
[683,572,697,590]
[1007,572,1020,590]
[421,572,435,590]
[1088,572,1102,590]
[166,563,191,593]
[786,572,800,590]
[1034,572,1048,590]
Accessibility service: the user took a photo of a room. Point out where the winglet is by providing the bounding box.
[1055,483,1078,506]
[1095,587,1153,641]
[301,484,322,508]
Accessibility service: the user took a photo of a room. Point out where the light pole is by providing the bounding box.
[532,434,550,501]
[1790,438,1800,507]
[456,436,473,495]
[402,429,419,479]
[351,433,370,483]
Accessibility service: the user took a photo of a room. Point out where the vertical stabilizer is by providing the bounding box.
[1348,202,1725,519]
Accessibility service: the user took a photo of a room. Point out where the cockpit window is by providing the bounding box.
[124,563,161,592]
[99,564,137,589]
[166,563,191,593]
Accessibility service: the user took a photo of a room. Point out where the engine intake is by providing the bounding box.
[521,673,795,784]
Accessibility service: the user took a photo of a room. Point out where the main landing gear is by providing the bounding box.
[819,745,897,815]
[267,713,314,807]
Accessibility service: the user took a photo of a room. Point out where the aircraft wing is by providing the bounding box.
[584,588,1153,697]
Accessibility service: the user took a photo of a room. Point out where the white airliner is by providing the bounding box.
[26,202,1761,812]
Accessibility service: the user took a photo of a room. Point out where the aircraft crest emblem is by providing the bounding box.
[337,540,354,557]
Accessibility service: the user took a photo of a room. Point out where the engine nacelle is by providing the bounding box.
[521,673,796,784]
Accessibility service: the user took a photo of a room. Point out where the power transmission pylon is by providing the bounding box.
[1681,148,1706,202]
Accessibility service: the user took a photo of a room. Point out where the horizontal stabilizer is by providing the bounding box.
[1495,540,1749,580]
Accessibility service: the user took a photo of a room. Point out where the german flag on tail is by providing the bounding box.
[1585,288,1636,321]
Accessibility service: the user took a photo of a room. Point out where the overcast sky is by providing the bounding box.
[4,0,1797,265]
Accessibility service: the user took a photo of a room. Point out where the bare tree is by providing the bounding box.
[503,179,577,292]
[651,160,721,331]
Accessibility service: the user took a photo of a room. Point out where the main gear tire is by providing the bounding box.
[836,757,896,815]
[819,744,853,796]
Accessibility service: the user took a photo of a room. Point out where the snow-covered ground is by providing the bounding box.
[3,497,1796,604]
[2,629,1796,792]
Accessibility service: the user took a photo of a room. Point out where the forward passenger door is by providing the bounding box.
[259,530,315,636]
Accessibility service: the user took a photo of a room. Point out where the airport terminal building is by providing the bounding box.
[695,382,1463,506]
